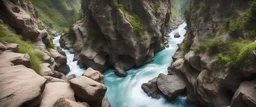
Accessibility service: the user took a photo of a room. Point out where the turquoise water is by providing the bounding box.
[53,23,201,107]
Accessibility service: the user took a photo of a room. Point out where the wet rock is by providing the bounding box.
[174,33,181,38]
[141,77,161,99]
[157,73,186,101]
[83,67,104,83]
[70,76,107,102]
[0,65,46,107]
[67,74,76,80]
[56,46,66,56]
[53,98,89,107]
[40,82,75,107]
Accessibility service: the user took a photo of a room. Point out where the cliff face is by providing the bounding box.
[143,0,256,107]
[171,0,256,106]
[69,0,172,76]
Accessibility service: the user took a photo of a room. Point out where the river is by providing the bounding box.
[53,22,200,107]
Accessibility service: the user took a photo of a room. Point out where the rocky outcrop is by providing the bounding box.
[70,76,107,102]
[49,49,70,74]
[0,65,46,107]
[70,0,172,76]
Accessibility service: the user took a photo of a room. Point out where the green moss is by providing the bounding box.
[118,4,147,40]
[195,37,225,55]
[0,24,42,74]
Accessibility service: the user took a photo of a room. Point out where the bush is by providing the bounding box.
[195,37,225,55]
[0,24,42,74]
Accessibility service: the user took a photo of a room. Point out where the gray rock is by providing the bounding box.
[174,33,181,38]
[5,43,19,52]
[49,49,70,74]
[184,51,202,71]
[157,73,186,100]
[67,74,76,80]
[70,76,107,102]
[141,77,161,99]
[0,51,31,68]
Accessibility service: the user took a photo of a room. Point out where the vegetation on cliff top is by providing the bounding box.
[32,0,81,30]
[0,24,42,74]
[109,0,148,40]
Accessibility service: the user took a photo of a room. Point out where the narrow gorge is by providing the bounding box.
[0,0,255,107]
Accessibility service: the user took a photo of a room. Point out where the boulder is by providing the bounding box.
[157,73,186,100]
[174,33,181,38]
[49,49,70,74]
[0,65,46,107]
[53,98,89,107]
[0,42,7,50]
[90,96,110,107]
[169,58,184,74]
[40,82,75,107]
[70,76,107,102]
[141,77,161,99]
[231,81,256,107]
[0,51,30,68]
[44,76,66,83]
[67,74,76,80]
[41,63,54,76]
[83,67,104,83]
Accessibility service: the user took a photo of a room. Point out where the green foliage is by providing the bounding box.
[195,37,225,55]
[182,33,191,54]
[118,4,147,40]
[0,24,42,74]
[218,41,256,68]
[32,0,81,30]
[244,0,256,38]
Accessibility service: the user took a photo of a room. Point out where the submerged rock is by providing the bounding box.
[174,33,181,38]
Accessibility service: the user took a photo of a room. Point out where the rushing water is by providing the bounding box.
[53,22,200,107]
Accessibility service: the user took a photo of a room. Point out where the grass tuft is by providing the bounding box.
[0,24,42,74]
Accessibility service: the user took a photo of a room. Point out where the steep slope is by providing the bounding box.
[62,0,172,76]
[143,0,256,107]
[32,0,81,30]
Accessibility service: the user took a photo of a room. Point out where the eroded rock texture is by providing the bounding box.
[68,0,172,76]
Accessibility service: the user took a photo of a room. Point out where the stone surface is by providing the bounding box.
[72,0,171,76]
[53,98,89,107]
[83,67,104,83]
[231,81,256,107]
[40,82,75,107]
[0,65,46,107]
[49,49,70,74]
[70,76,107,102]
[0,51,31,68]
[41,63,54,76]
[157,73,186,100]
[141,77,161,99]
[184,51,201,71]
[174,33,181,38]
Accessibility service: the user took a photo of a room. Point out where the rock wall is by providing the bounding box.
[143,0,256,107]
[68,0,172,76]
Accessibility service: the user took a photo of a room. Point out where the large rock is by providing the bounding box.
[157,73,186,100]
[40,82,75,107]
[49,49,70,74]
[231,81,256,107]
[70,76,107,102]
[0,65,46,107]
[141,77,161,99]
[73,0,171,76]
[83,67,104,83]
[184,51,202,71]
[90,96,110,107]
[41,63,54,76]
[53,98,89,107]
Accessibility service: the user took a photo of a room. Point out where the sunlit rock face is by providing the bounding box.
[69,0,172,76]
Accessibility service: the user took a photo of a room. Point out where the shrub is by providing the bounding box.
[0,24,42,74]
[195,37,225,55]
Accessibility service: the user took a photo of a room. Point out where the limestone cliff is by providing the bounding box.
[143,0,256,107]
[65,0,172,76]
